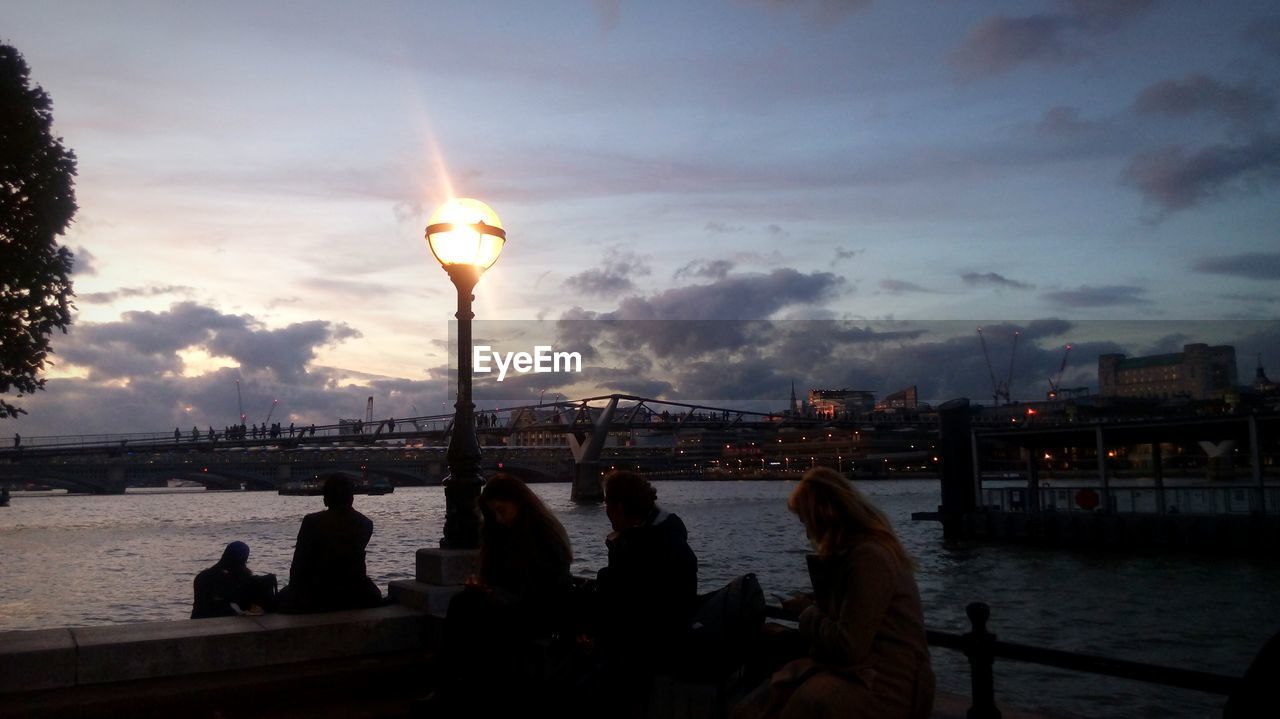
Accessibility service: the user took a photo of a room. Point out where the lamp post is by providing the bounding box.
[426,198,506,549]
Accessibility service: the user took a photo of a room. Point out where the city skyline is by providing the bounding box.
[3,1,1279,435]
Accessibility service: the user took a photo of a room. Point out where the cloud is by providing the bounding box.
[833,247,862,264]
[605,268,845,322]
[1192,253,1280,281]
[952,1,1161,78]
[951,15,1077,78]
[1124,134,1280,212]
[1036,106,1099,137]
[57,301,360,384]
[77,285,195,304]
[564,250,652,296]
[961,272,1035,290]
[674,259,735,281]
[1041,285,1150,307]
[878,279,939,295]
[705,221,745,234]
[70,246,98,276]
[550,269,847,369]
[1244,15,1280,56]
[1134,74,1275,128]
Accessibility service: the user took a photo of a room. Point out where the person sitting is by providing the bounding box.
[426,473,574,715]
[575,470,698,718]
[733,467,934,719]
[275,474,383,613]
[191,541,274,618]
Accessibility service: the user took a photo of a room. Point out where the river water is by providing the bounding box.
[2,480,1276,717]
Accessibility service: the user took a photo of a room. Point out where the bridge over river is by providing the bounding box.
[0,394,937,496]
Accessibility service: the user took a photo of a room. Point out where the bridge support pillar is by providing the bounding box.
[567,395,620,503]
[96,465,128,495]
[571,461,604,502]
[275,463,292,486]
[937,398,976,540]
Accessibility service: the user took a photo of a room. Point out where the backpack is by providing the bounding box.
[675,573,766,680]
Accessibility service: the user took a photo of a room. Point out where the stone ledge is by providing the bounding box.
[388,578,463,617]
[0,628,76,693]
[0,604,440,695]
[252,604,429,665]
[73,616,268,685]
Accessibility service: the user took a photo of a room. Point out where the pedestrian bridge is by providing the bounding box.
[0,394,900,495]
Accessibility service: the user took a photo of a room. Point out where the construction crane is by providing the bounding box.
[235,380,246,426]
[977,327,1019,405]
[1047,345,1072,399]
[263,398,279,425]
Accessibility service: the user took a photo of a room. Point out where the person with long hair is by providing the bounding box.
[425,473,574,715]
[472,472,574,627]
[734,467,934,719]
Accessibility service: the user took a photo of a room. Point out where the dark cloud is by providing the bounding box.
[953,1,1161,78]
[70,246,98,276]
[564,250,652,296]
[961,272,1035,290]
[1036,106,1098,137]
[57,301,360,385]
[952,15,1077,78]
[77,285,195,304]
[1244,16,1280,56]
[1124,134,1280,212]
[1192,253,1280,281]
[878,279,938,295]
[674,259,735,281]
[1134,74,1275,128]
[1041,285,1150,307]
[606,268,845,322]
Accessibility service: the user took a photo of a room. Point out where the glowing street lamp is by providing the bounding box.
[426,198,506,549]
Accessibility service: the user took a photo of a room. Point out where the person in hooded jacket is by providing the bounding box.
[191,541,260,618]
[575,470,698,718]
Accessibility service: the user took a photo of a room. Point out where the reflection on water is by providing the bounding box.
[3,480,1277,717]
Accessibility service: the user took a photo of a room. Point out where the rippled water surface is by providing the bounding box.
[3,480,1276,717]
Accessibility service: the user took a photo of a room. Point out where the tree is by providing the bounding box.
[0,43,77,419]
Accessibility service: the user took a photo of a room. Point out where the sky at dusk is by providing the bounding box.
[3,0,1279,437]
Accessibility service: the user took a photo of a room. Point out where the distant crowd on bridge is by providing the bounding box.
[175,422,320,443]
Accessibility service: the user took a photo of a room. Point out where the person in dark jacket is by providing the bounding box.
[576,470,699,717]
[191,541,260,618]
[275,474,383,613]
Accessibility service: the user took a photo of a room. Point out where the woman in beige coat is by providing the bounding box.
[734,468,934,719]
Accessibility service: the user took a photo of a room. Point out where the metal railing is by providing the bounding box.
[765,601,1242,718]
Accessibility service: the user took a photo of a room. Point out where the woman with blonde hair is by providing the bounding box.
[734,467,934,719]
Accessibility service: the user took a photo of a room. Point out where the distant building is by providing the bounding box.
[1098,343,1237,400]
[808,389,876,419]
[876,386,919,411]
